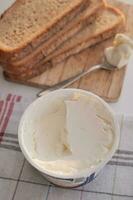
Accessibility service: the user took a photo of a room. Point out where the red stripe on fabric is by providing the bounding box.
[0,101,4,115]
[16,96,22,102]
[6,94,12,101]
[0,94,13,126]
[0,95,16,143]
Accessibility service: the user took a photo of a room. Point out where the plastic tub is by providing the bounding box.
[18,89,120,188]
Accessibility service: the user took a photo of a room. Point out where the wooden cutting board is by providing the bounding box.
[4,0,133,102]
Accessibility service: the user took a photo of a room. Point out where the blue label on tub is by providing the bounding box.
[80,173,96,187]
[44,171,96,188]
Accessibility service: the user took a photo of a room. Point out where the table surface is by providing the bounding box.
[0,96,133,200]
[0,1,133,200]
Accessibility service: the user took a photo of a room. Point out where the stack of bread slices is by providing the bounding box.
[0,0,125,81]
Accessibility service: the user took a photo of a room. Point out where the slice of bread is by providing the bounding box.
[4,6,125,81]
[0,0,90,62]
[46,6,126,65]
[4,0,105,71]
[4,62,52,82]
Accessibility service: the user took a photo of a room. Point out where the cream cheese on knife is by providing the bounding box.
[105,34,133,68]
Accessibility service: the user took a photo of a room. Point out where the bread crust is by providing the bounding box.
[0,0,90,62]
[2,0,105,71]
[45,6,126,64]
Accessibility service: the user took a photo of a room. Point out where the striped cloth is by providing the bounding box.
[0,92,133,200]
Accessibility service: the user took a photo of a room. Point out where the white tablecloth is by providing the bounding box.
[0,1,133,199]
[0,84,133,200]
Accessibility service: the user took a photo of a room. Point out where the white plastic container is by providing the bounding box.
[18,89,120,188]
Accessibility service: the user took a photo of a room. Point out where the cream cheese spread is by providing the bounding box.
[32,93,114,176]
[105,34,133,68]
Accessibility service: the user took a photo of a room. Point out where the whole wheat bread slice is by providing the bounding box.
[3,0,105,72]
[0,0,89,63]
[4,6,125,81]
[45,6,126,65]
